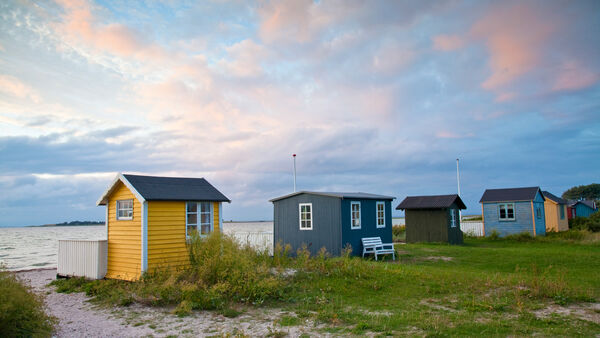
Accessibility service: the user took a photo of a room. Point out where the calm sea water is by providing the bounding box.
[0,222,272,271]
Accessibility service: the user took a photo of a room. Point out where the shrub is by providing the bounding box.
[569,211,600,232]
[488,230,500,240]
[0,268,56,337]
[505,232,534,242]
[392,225,406,241]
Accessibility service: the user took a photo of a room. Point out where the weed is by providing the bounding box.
[0,268,56,337]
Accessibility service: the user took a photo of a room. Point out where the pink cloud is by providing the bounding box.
[436,131,474,139]
[217,39,268,78]
[495,92,517,102]
[552,61,599,92]
[432,34,464,51]
[471,3,554,90]
[0,75,41,102]
[54,0,167,63]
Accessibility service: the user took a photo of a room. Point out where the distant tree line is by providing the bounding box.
[562,183,600,201]
[55,221,105,226]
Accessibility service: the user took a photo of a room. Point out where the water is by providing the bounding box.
[0,222,273,271]
[0,226,106,271]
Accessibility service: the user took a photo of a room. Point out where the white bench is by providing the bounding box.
[361,237,395,261]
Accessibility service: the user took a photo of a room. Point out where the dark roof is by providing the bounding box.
[542,191,567,204]
[123,174,230,202]
[479,187,543,203]
[569,200,598,209]
[269,191,394,203]
[395,194,466,210]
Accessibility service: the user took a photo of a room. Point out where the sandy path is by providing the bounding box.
[17,269,315,337]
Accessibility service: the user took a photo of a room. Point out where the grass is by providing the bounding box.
[50,231,600,336]
[0,267,56,337]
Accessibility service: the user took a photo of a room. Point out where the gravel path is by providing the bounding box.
[16,269,315,337]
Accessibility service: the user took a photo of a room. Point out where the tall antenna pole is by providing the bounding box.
[293,154,297,192]
[456,158,461,220]
[456,158,461,197]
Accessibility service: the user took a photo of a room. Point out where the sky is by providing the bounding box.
[0,0,599,227]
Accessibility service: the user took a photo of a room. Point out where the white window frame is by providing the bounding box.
[116,199,133,220]
[351,201,361,229]
[450,209,457,228]
[299,203,313,230]
[186,202,213,239]
[376,201,385,228]
[498,203,515,221]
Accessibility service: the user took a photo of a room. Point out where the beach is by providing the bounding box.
[16,268,316,337]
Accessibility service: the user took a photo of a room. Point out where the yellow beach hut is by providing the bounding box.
[97,173,230,281]
[542,191,569,232]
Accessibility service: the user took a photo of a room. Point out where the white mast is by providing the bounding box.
[456,158,461,220]
[293,154,297,192]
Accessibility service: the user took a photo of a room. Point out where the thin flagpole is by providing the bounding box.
[456,158,461,220]
[293,154,297,192]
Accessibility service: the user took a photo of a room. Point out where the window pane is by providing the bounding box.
[187,213,197,225]
[200,202,210,213]
[201,213,211,224]
[187,225,197,235]
[187,203,197,212]
[507,207,514,218]
[201,224,211,234]
[499,207,506,219]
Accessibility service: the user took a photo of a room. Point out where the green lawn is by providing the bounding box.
[278,237,600,336]
[52,233,600,336]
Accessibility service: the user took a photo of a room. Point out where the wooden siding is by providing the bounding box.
[273,193,342,256]
[213,202,220,232]
[574,203,597,218]
[404,205,462,244]
[106,182,141,281]
[147,201,189,271]
[146,201,221,271]
[482,201,534,237]
[532,191,546,236]
[544,200,568,232]
[341,199,393,255]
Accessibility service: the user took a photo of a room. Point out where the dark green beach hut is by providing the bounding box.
[396,194,466,244]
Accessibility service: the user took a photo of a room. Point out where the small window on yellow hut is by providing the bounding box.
[116,199,133,220]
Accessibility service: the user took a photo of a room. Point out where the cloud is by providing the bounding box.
[0,75,41,102]
[217,39,269,78]
[552,61,599,92]
[471,3,554,90]
[432,34,464,51]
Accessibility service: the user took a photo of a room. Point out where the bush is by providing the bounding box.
[0,268,56,337]
[392,225,406,241]
[569,211,600,232]
[505,232,534,242]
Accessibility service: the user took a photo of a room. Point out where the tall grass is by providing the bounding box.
[0,268,56,337]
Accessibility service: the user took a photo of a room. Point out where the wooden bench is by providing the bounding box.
[361,237,395,261]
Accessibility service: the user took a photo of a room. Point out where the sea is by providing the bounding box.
[0,222,273,271]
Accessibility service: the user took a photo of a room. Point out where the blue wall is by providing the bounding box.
[483,191,546,237]
[574,203,598,218]
[340,199,393,256]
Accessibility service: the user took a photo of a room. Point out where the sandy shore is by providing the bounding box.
[16,268,316,337]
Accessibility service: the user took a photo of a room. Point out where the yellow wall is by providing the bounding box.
[544,200,569,232]
[146,201,221,271]
[106,182,141,281]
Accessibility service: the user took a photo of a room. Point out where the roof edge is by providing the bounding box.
[96,173,146,206]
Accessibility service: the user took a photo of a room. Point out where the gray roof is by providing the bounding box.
[479,187,543,203]
[542,191,567,204]
[122,174,230,202]
[569,199,597,209]
[269,191,395,203]
[396,194,466,210]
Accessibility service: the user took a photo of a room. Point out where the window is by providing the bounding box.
[116,199,133,220]
[560,205,565,220]
[186,202,212,238]
[498,203,515,220]
[450,209,457,228]
[536,207,542,219]
[351,202,361,229]
[376,202,385,228]
[299,203,313,230]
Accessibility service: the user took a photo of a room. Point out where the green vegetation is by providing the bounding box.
[51,231,600,336]
[0,268,56,337]
[569,211,600,232]
[562,183,600,201]
[392,225,406,242]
